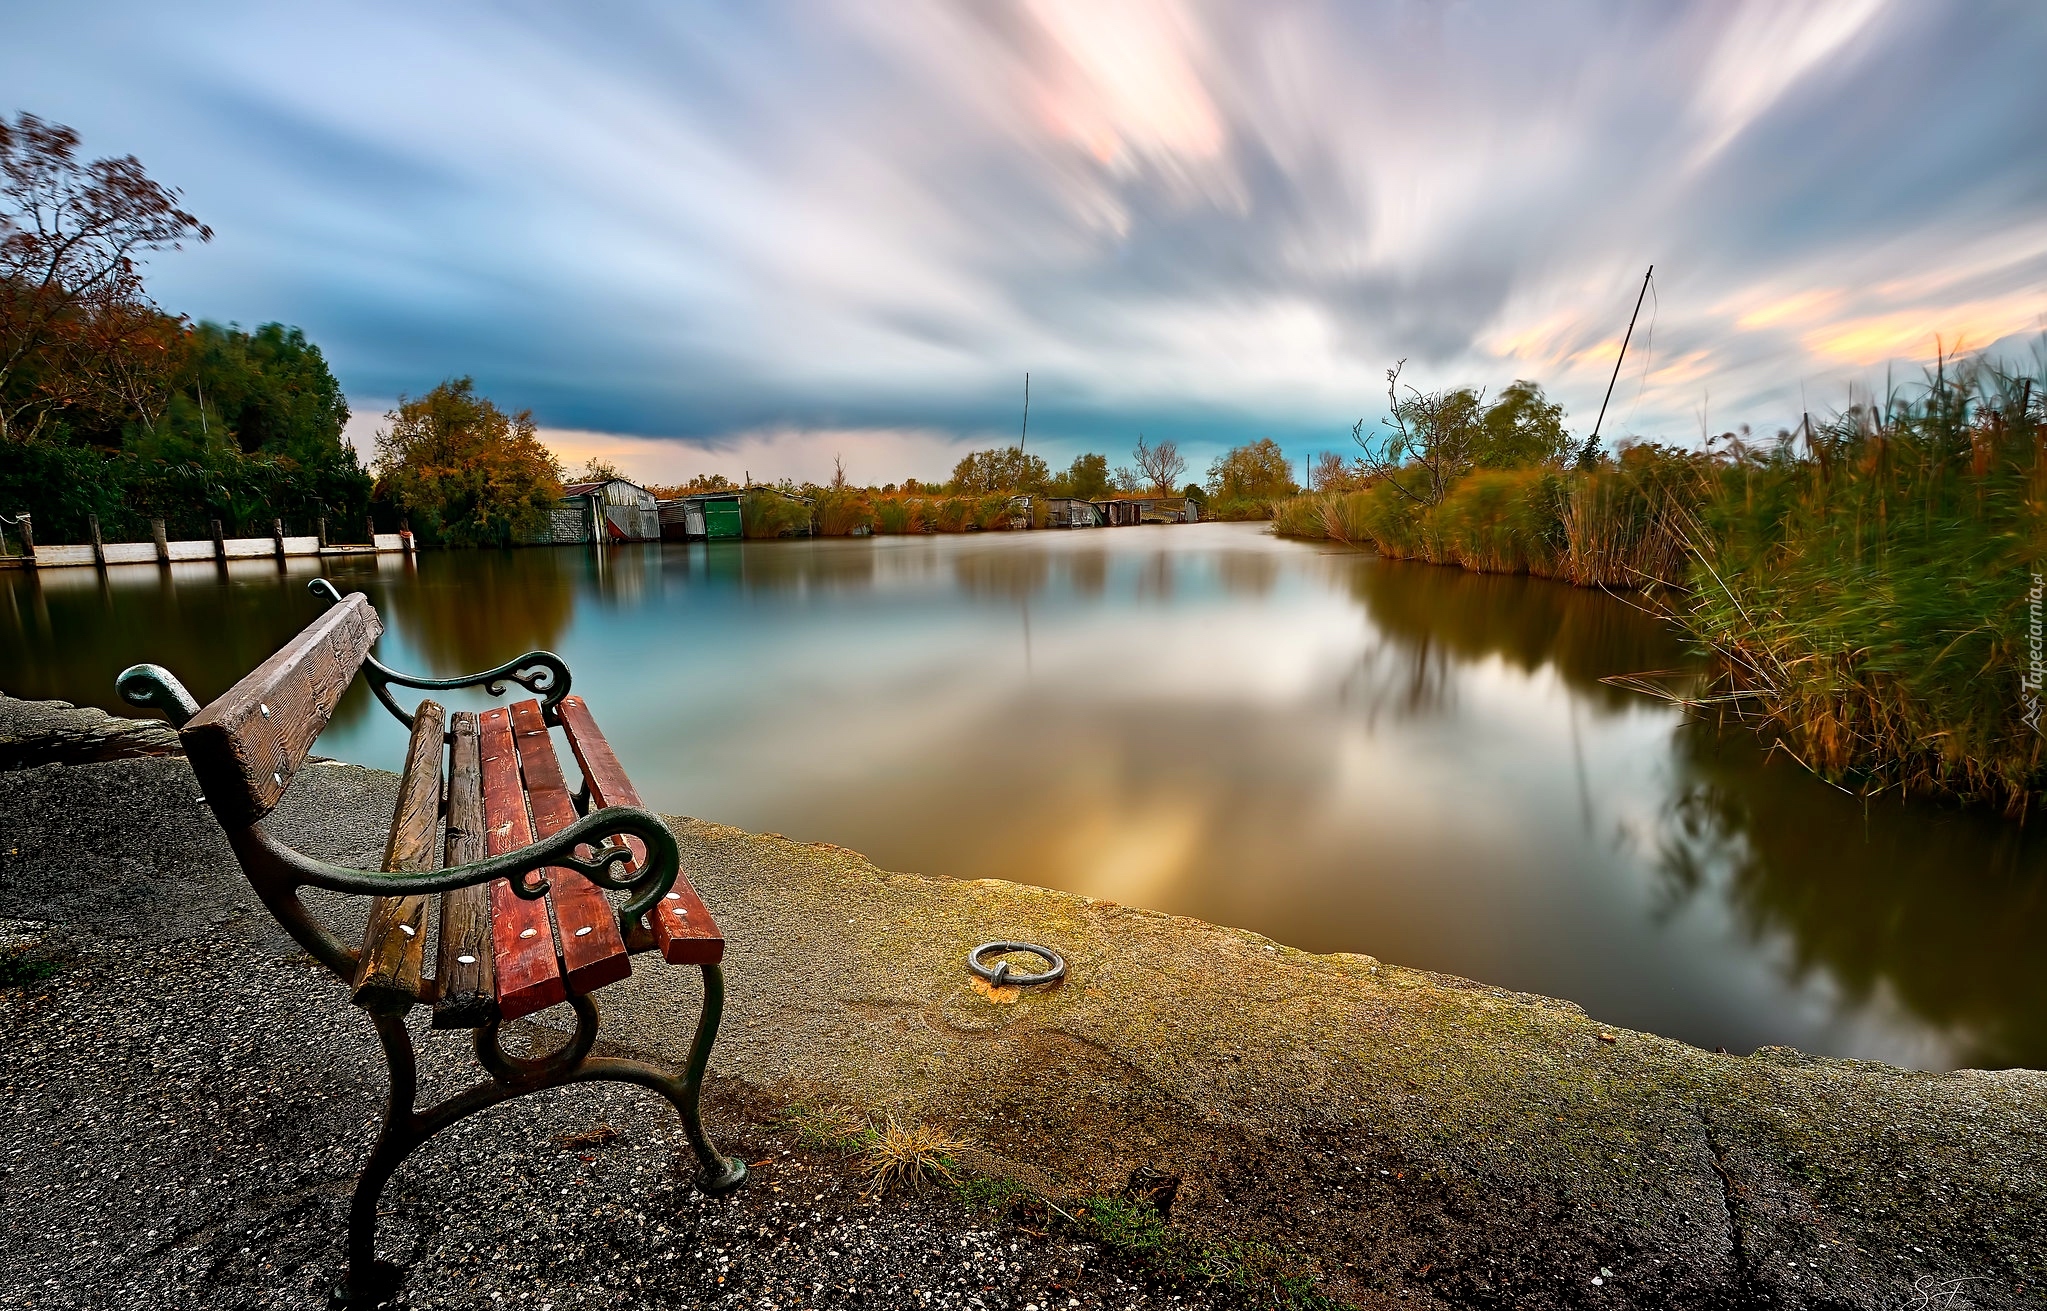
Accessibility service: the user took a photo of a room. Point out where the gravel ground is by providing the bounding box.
[0,756,1252,1310]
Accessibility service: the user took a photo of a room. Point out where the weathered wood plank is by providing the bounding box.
[434,710,496,1029]
[350,700,446,1013]
[556,694,723,965]
[479,706,566,1021]
[181,592,382,825]
[510,699,630,995]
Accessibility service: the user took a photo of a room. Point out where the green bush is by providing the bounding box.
[740,488,812,539]
[0,441,371,544]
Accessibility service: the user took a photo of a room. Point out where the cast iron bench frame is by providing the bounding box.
[116,577,746,1306]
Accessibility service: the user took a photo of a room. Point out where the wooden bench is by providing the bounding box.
[115,578,745,1307]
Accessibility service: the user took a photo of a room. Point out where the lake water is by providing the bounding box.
[5,522,2042,1071]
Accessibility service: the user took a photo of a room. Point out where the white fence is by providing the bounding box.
[10,533,409,568]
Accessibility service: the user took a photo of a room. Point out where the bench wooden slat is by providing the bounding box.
[479,706,566,1022]
[509,700,631,996]
[434,711,497,1029]
[556,694,724,965]
[182,592,382,825]
[350,700,446,1013]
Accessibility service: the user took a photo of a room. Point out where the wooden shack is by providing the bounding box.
[552,478,661,542]
[1042,497,1103,528]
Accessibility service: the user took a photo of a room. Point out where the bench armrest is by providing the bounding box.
[309,578,573,730]
[252,803,681,928]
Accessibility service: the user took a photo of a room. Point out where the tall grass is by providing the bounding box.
[1278,459,1688,585]
[1676,354,2044,815]
[872,497,920,535]
[1274,348,2047,814]
[813,488,872,536]
[740,489,813,539]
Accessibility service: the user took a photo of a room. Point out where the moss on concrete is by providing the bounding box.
[584,815,2047,1309]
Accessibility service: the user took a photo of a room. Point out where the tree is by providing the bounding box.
[1352,366,1578,506]
[136,322,352,462]
[1,112,211,442]
[951,446,1049,493]
[1206,438,1294,501]
[1063,452,1110,499]
[1351,361,1486,507]
[574,456,623,483]
[1132,434,1187,495]
[1311,449,1367,493]
[372,378,563,547]
[1472,380,1574,469]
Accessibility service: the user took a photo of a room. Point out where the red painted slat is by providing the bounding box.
[479,706,566,1021]
[510,699,630,995]
[556,694,724,965]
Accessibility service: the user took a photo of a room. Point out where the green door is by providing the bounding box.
[704,499,743,539]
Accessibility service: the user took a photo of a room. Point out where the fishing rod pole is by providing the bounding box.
[1589,265,1653,451]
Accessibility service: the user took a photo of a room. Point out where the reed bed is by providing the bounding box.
[1274,350,2047,814]
[1277,454,1692,586]
[1677,355,2044,815]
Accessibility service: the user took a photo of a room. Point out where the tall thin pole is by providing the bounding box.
[1589,265,1653,450]
[1019,373,1030,452]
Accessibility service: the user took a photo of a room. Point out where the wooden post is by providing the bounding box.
[317,516,328,548]
[273,517,286,563]
[367,517,376,548]
[89,513,106,568]
[151,518,169,564]
[16,514,32,568]
[211,518,227,564]
[589,493,603,545]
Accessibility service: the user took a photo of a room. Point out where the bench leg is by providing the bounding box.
[338,1013,419,1309]
[572,964,748,1194]
[336,979,745,1307]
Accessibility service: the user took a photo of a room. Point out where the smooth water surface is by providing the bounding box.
[5,523,2043,1070]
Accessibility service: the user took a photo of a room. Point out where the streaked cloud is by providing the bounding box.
[6,0,2042,480]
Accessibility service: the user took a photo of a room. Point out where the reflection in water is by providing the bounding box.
[1656,725,2047,1071]
[4,524,2042,1070]
[370,548,576,671]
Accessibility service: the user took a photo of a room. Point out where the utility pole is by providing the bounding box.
[1588,265,1653,453]
[1019,373,1030,452]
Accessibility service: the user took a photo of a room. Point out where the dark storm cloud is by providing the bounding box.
[4,1,2042,481]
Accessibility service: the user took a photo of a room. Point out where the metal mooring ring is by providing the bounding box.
[967,941,1067,989]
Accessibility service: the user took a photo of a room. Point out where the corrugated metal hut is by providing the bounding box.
[1043,497,1102,528]
[658,492,744,540]
[552,478,661,542]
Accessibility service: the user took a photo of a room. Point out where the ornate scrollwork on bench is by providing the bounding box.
[239,801,681,935]
[309,578,573,729]
[115,662,202,729]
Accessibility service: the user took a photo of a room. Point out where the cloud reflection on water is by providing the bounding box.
[4,523,2043,1070]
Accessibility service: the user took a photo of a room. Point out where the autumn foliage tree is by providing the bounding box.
[1,112,211,443]
[373,378,563,547]
[1206,437,1294,502]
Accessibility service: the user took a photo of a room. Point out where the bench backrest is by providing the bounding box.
[181,592,383,827]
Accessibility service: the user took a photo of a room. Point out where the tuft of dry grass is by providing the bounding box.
[859,1116,965,1195]
[555,1121,621,1150]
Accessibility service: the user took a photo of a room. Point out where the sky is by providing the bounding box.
[7,1,2045,486]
